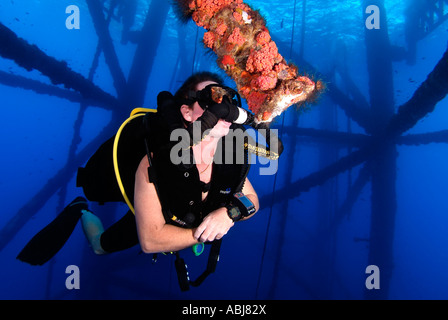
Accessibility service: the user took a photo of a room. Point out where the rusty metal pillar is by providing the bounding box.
[363,0,396,299]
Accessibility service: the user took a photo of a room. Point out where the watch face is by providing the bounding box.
[228,206,241,220]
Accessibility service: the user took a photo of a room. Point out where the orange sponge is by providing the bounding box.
[176,0,324,123]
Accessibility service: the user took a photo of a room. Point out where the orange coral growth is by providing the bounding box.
[215,21,228,35]
[246,42,280,74]
[232,11,242,23]
[246,91,267,114]
[256,74,277,91]
[262,111,271,121]
[228,27,245,46]
[177,0,323,123]
[255,30,270,46]
[189,0,242,28]
[203,31,216,48]
[222,54,235,66]
[297,76,316,88]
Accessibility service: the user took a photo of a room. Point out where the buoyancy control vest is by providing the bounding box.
[153,128,249,228]
[76,113,147,206]
[76,110,250,227]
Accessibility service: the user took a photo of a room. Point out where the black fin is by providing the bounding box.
[16,197,87,266]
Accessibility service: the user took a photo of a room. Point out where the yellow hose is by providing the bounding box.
[113,109,156,214]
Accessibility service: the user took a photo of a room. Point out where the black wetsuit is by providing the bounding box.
[77,112,249,253]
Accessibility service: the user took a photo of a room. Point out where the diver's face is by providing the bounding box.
[181,81,232,138]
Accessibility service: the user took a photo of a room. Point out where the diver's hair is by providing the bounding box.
[174,71,224,108]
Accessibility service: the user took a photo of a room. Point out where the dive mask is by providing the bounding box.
[188,84,242,110]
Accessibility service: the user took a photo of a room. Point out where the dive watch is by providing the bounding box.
[226,192,256,222]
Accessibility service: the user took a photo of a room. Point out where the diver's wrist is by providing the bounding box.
[226,205,242,222]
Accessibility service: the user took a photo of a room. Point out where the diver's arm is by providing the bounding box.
[240,178,259,221]
[134,156,199,254]
[193,177,259,242]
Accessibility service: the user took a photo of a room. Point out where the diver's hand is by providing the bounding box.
[194,207,234,243]
[208,99,254,124]
[207,98,239,123]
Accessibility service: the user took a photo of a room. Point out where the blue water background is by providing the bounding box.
[0,0,447,299]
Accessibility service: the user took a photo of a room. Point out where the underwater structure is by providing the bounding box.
[0,0,447,299]
[175,0,324,123]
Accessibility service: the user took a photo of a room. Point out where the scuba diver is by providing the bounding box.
[17,72,281,290]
